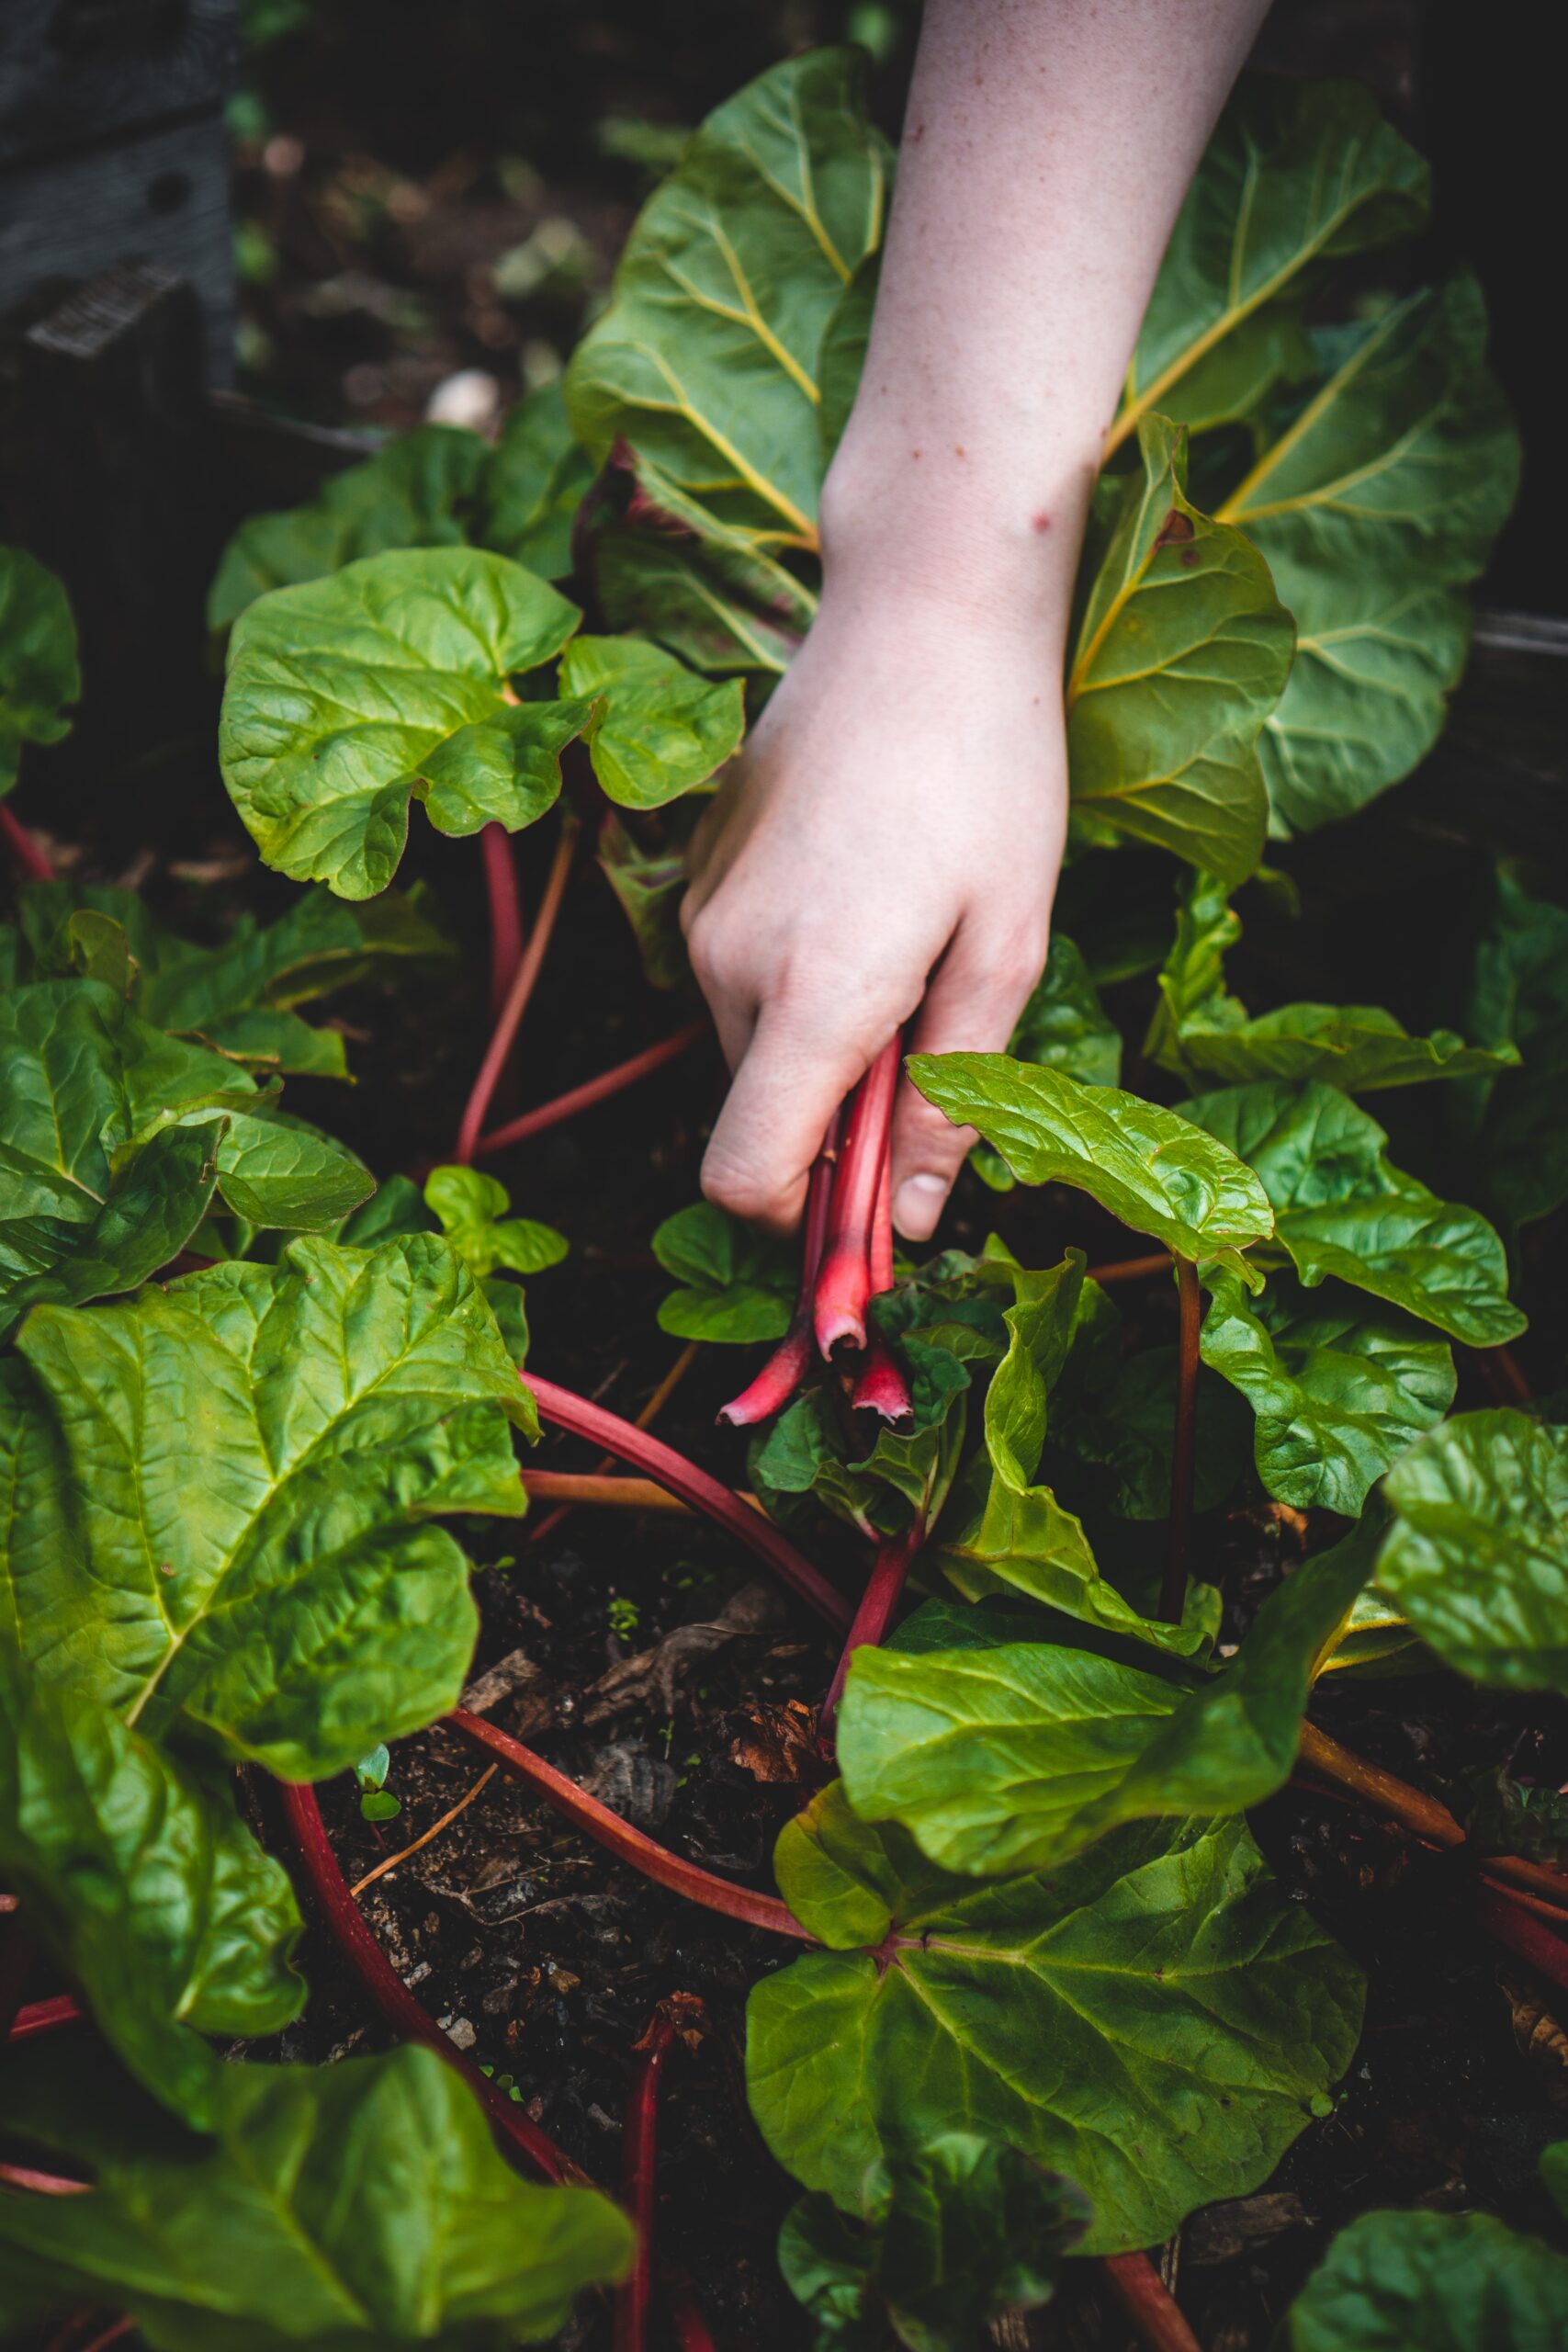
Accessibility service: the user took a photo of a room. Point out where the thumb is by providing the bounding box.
[889,921,1043,1241]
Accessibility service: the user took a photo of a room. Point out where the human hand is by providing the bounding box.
[681,572,1069,1241]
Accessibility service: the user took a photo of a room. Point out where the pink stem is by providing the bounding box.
[1100,2253,1202,2352]
[868,1148,895,1294]
[7,1993,81,2043]
[661,2270,718,2352]
[524,1372,850,1632]
[0,2162,90,2197]
[719,1112,842,1429]
[818,1520,925,1752]
[454,820,578,1165]
[446,1712,814,1939]
[615,2008,680,2352]
[475,1023,709,1158]
[849,1146,913,1423]
[0,800,52,882]
[1477,1885,1568,1999]
[814,1040,901,1356]
[277,1781,586,2185]
[481,824,525,1017]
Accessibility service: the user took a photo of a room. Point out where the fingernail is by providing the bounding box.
[892,1173,948,1239]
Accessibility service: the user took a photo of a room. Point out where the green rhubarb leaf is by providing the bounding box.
[909,1054,1273,1282]
[1284,2206,1568,2352]
[477,383,594,580]
[0,1681,303,2126]
[1375,1410,1568,1694]
[565,48,889,551]
[1179,1079,1524,1345]
[596,808,692,988]
[424,1165,568,1281]
[558,635,745,807]
[220,548,589,898]
[1052,1340,1253,1522]
[779,2133,1089,2352]
[752,1340,970,1540]
[0,1234,534,1779]
[590,446,816,676]
[1116,76,1428,443]
[0,1121,222,1343]
[0,2039,632,2351]
[1065,416,1292,883]
[0,546,80,792]
[1146,870,1517,1091]
[750,1792,1363,2255]
[206,1111,374,1231]
[840,1517,1375,1877]
[1200,1265,1454,1514]
[1217,278,1518,836]
[651,1199,793,1343]
[973,938,1122,1192]
[1456,871,1568,1229]
[206,424,490,632]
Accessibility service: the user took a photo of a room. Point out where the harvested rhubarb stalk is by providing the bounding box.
[813,1039,901,1356]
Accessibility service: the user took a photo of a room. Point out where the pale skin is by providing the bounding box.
[683,0,1272,1238]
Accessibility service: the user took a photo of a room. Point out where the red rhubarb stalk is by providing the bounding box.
[480,823,525,1016]
[719,1113,842,1429]
[524,1372,850,1631]
[818,1520,926,1752]
[1477,1887,1568,1999]
[615,2001,700,2352]
[475,1023,709,1159]
[454,817,578,1164]
[850,1147,913,1425]
[1158,1258,1202,1623]
[660,2269,718,2352]
[446,1712,814,1940]
[0,2163,89,2197]
[0,801,52,882]
[7,1993,81,2043]
[1100,2252,1202,2352]
[814,1039,901,1356]
[277,1781,585,2185]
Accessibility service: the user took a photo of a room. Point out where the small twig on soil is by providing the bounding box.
[7,1993,82,2043]
[616,1998,705,2352]
[818,1519,927,1756]
[1159,1258,1202,1623]
[446,1712,815,1941]
[0,801,52,882]
[455,816,579,1164]
[1084,1252,1172,1285]
[524,1372,851,1631]
[350,1763,498,1896]
[1296,1721,1568,1905]
[480,824,525,1018]
[720,1113,842,1429]
[525,1470,696,1515]
[277,1781,586,2186]
[530,1340,703,1545]
[475,1023,710,1159]
[1099,2251,1202,2352]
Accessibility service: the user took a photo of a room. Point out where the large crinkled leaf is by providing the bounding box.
[1145,870,1517,1092]
[1455,870,1568,1229]
[0,2040,632,2351]
[840,1518,1374,1878]
[1284,2206,1568,2352]
[0,545,80,792]
[476,383,594,579]
[0,1679,303,2126]
[909,1053,1273,1282]
[424,1165,568,1282]
[749,1792,1363,2255]
[1066,418,1292,882]
[0,1121,221,1342]
[558,634,745,806]
[1179,1079,1524,1344]
[565,48,888,549]
[0,1234,533,1779]
[206,425,490,633]
[589,445,816,676]
[220,548,588,898]
[1113,76,1427,447]
[972,937,1121,1193]
[652,1199,793,1343]
[1375,1410,1568,1694]
[202,1110,374,1231]
[1217,277,1518,835]
[778,2133,1088,2352]
[1200,1265,1453,1514]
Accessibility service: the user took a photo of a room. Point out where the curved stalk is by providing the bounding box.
[0,801,52,882]
[818,1521,926,1754]
[720,1114,841,1429]
[480,824,525,1016]
[475,1023,709,1159]
[455,818,578,1164]
[277,1781,585,2186]
[446,1711,814,1941]
[1477,1886,1568,2000]
[1158,1259,1201,1623]
[615,2004,694,2352]
[524,1372,850,1631]
[1099,2252,1201,2352]
[814,1041,901,1356]
[530,1340,703,1547]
